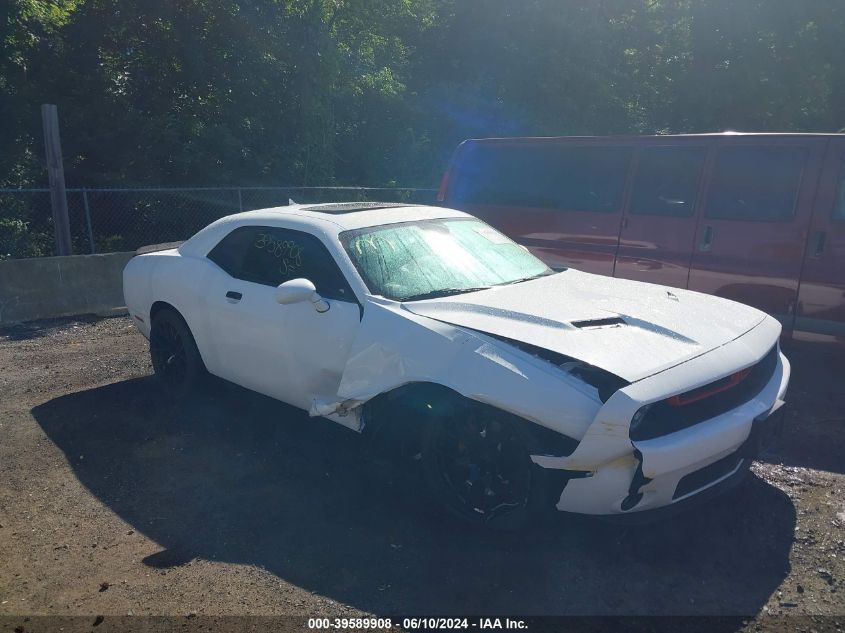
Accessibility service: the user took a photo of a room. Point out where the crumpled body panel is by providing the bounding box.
[333,300,602,440]
[332,300,786,516]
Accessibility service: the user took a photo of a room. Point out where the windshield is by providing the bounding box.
[341,218,554,301]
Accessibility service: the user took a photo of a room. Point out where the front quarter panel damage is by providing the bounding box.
[332,301,603,442]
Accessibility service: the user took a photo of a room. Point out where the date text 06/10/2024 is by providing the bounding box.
[307,618,529,630]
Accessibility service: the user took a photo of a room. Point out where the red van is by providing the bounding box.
[439,133,845,345]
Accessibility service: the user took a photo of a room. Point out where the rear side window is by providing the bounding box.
[207,226,354,301]
[452,143,631,213]
[630,146,707,217]
[206,225,256,276]
[704,146,807,222]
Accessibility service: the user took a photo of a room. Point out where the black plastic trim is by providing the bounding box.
[630,345,778,441]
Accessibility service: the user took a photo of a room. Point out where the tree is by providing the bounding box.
[2,0,845,192]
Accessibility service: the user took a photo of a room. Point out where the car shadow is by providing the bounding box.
[763,342,845,475]
[0,315,104,341]
[32,377,795,619]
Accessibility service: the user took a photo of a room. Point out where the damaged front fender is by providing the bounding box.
[319,301,603,441]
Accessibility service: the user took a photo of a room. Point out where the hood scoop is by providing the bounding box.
[571,317,626,329]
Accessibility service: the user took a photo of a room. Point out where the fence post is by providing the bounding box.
[237,187,243,212]
[40,104,73,256]
[82,188,96,254]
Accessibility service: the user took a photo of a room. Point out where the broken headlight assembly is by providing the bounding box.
[629,404,653,436]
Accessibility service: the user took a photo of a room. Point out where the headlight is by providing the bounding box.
[630,404,653,435]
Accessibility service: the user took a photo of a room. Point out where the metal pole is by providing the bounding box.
[82,188,96,253]
[40,104,73,256]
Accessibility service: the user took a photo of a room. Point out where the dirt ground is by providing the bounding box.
[0,315,844,628]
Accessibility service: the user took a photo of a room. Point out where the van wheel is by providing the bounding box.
[149,308,206,398]
[421,405,548,531]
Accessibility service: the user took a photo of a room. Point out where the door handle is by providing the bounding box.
[810,230,827,258]
[225,290,242,301]
[699,225,714,252]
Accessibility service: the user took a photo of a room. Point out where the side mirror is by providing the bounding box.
[275,278,329,313]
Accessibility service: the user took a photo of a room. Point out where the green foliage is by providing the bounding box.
[1,0,844,191]
[0,216,51,259]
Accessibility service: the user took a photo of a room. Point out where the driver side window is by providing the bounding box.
[208,225,355,301]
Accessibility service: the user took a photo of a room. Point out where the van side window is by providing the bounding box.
[704,146,807,222]
[835,159,845,221]
[452,144,631,213]
[630,147,706,217]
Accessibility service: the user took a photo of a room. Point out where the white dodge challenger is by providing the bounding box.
[124,202,789,528]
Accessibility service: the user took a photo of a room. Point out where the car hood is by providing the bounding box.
[402,270,768,383]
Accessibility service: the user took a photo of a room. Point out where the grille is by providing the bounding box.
[673,452,744,500]
[630,345,778,441]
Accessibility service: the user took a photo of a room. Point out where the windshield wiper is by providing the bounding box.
[400,286,493,301]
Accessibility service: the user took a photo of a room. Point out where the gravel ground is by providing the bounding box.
[0,316,843,629]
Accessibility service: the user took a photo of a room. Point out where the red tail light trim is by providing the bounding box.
[667,366,753,407]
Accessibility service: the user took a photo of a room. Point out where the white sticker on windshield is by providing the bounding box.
[474,226,511,244]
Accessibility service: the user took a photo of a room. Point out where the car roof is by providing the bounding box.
[177,203,471,258]
[221,202,469,232]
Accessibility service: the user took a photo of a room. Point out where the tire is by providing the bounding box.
[421,402,549,531]
[149,308,206,399]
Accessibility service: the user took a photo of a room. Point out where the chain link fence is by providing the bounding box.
[0,186,438,259]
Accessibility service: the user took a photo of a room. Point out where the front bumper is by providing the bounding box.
[533,318,790,516]
[599,407,784,524]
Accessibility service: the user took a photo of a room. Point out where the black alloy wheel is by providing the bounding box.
[422,406,547,530]
[149,308,206,397]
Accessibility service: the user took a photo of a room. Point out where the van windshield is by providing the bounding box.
[341,218,554,301]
